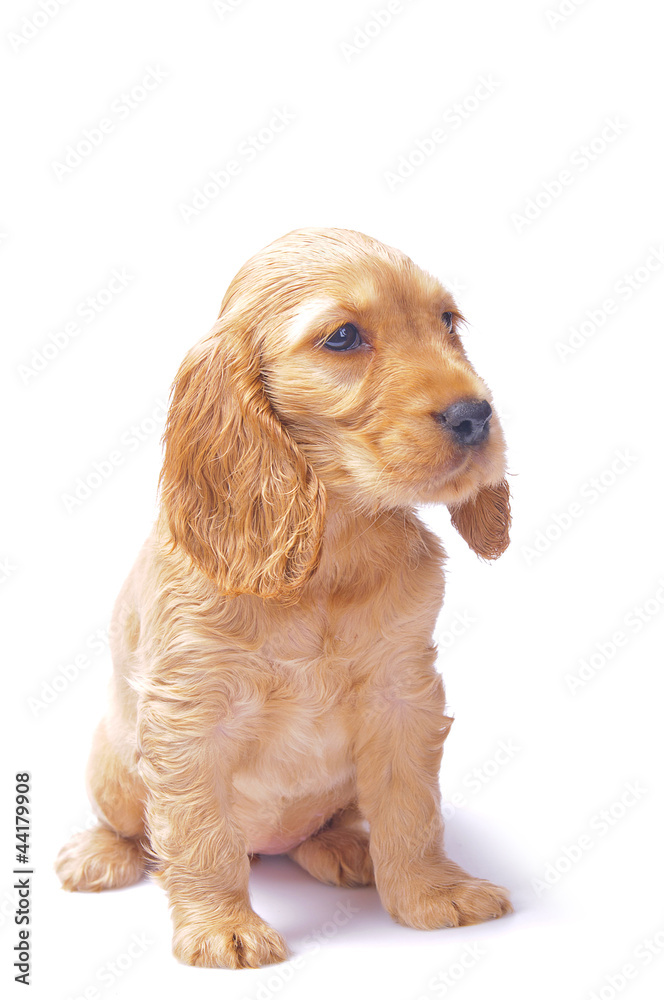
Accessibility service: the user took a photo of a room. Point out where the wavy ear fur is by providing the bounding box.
[159,317,326,602]
[448,479,511,560]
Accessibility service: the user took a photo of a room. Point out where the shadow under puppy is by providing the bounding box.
[56,228,512,968]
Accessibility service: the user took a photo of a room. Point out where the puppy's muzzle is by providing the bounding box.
[436,399,492,446]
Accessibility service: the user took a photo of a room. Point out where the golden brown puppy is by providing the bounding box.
[56,228,512,969]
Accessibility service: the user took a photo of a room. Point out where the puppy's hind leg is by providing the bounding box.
[288,804,375,887]
[56,827,146,892]
[56,718,148,892]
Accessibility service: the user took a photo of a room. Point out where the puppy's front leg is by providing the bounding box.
[138,694,288,969]
[355,661,512,929]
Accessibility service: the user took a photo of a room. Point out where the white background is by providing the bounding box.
[2,0,663,998]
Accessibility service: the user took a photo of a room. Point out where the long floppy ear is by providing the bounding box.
[448,479,511,560]
[159,317,326,602]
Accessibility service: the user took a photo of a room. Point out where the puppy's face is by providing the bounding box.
[248,234,506,511]
[161,229,510,599]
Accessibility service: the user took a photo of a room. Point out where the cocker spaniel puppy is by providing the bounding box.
[56,228,512,968]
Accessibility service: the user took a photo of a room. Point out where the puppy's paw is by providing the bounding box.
[172,912,289,969]
[385,872,512,929]
[289,826,374,887]
[55,827,146,892]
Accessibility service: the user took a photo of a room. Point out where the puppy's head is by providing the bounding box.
[160,228,510,600]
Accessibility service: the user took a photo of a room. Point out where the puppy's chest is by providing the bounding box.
[223,605,362,808]
[259,596,375,676]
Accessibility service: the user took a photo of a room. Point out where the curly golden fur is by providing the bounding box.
[56,228,512,968]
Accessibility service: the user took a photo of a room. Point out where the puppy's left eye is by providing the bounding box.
[441,312,454,329]
[324,323,363,351]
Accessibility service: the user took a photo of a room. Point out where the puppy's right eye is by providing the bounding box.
[324,324,363,351]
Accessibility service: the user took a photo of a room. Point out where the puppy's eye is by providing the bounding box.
[441,312,454,329]
[324,323,362,351]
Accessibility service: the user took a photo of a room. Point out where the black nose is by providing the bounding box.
[437,399,492,446]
